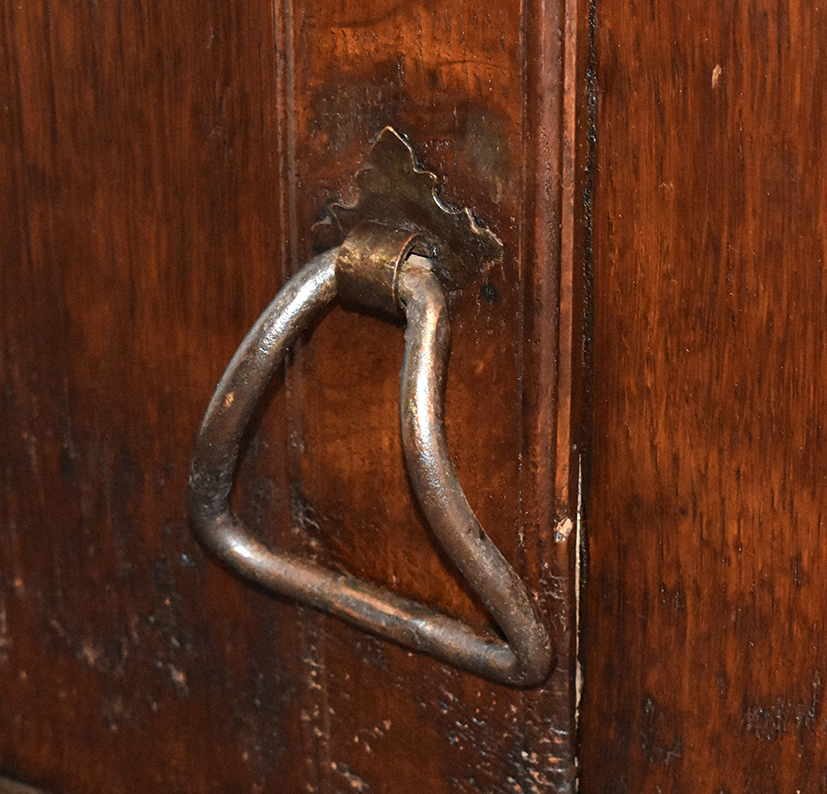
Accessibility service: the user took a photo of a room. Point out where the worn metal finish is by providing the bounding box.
[313,126,503,290]
[397,257,552,686]
[189,242,552,685]
[189,159,551,686]
[335,221,427,315]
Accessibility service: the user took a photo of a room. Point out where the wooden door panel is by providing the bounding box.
[581,2,827,791]
[283,2,586,791]
[0,1,308,791]
[1,0,586,791]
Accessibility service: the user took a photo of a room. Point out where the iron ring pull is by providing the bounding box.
[188,224,553,688]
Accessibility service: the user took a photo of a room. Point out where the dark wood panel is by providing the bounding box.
[581,2,827,792]
[0,0,586,792]
[0,0,308,791]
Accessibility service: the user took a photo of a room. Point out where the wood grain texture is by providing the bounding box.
[0,0,586,791]
[0,1,306,792]
[580,2,827,792]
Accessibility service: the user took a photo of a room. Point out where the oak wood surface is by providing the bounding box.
[0,0,585,791]
[581,2,827,792]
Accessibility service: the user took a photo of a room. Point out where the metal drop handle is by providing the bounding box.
[188,130,553,688]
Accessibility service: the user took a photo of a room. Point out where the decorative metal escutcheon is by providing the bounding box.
[188,128,553,687]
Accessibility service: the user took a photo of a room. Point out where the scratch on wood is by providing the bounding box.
[554,516,574,541]
[742,669,823,742]
[301,629,333,793]
[0,596,9,667]
[167,664,189,697]
[330,761,370,792]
